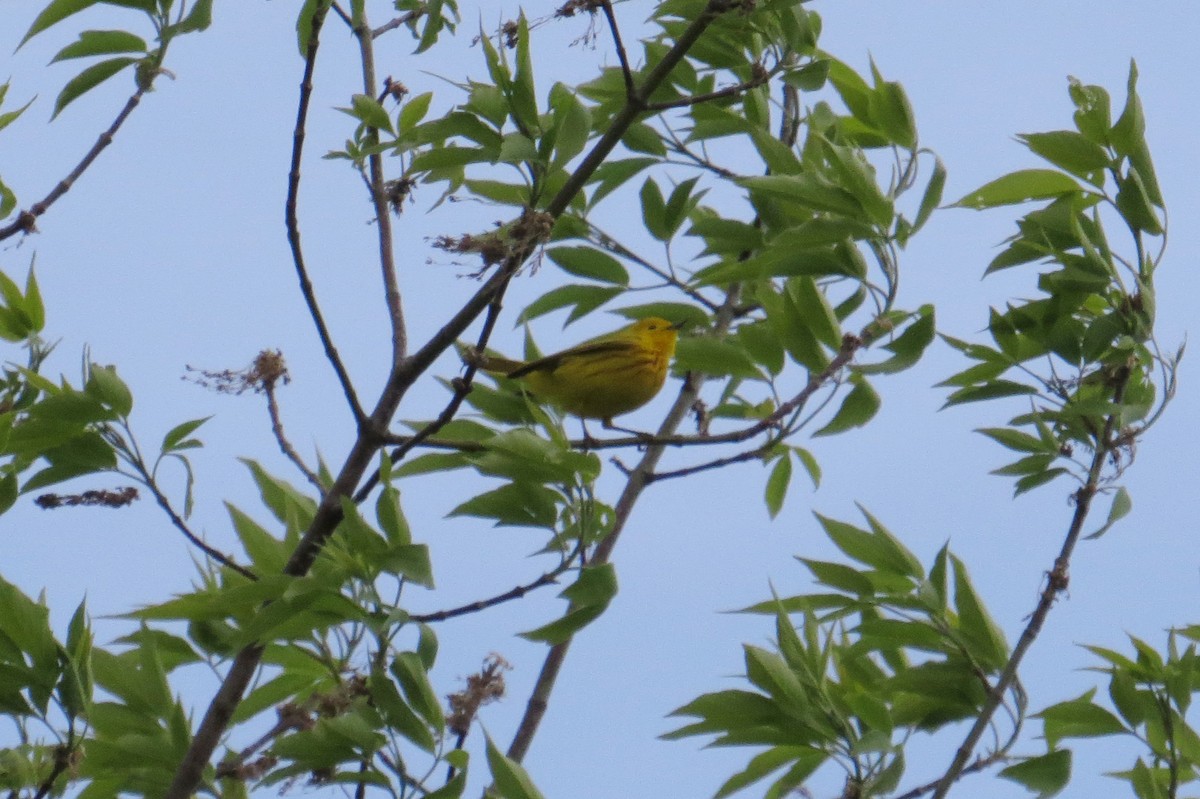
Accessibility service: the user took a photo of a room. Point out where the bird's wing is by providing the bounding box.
[506,339,639,378]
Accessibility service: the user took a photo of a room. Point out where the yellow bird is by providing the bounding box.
[468,317,682,423]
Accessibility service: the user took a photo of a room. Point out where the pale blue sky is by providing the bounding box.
[1,3,1198,798]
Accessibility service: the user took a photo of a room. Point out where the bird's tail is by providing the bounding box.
[461,346,524,377]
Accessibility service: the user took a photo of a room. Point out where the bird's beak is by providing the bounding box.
[669,320,686,330]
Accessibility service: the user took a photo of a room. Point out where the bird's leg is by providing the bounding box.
[578,419,599,450]
[601,418,655,447]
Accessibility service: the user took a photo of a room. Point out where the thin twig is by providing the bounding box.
[410,563,570,623]
[264,381,322,490]
[30,746,73,799]
[352,8,408,365]
[353,293,505,504]
[372,7,426,39]
[284,1,367,424]
[588,223,721,311]
[643,63,776,112]
[0,87,147,241]
[143,474,257,581]
[892,751,1009,799]
[330,1,353,27]
[600,0,635,97]
[928,374,1132,799]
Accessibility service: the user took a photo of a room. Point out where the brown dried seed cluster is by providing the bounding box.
[185,349,290,395]
[446,654,510,737]
[555,0,604,17]
[35,486,139,510]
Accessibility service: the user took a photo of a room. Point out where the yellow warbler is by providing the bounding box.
[469,317,682,422]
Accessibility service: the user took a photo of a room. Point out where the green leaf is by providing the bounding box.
[173,0,213,34]
[516,284,622,326]
[522,565,616,644]
[856,305,935,375]
[977,427,1053,454]
[786,277,841,350]
[22,432,117,492]
[294,0,325,55]
[1114,170,1162,235]
[640,178,669,241]
[85,365,133,417]
[622,122,666,155]
[409,145,492,172]
[368,668,435,752]
[20,0,101,48]
[783,59,829,92]
[1036,691,1128,749]
[391,652,444,732]
[1084,487,1132,540]
[161,416,211,453]
[509,14,539,134]
[1068,77,1111,145]
[1129,757,1166,799]
[587,157,656,208]
[398,91,433,132]
[942,380,1039,408]
[53,57,139,119]
[380,544,434,588]
[0,179,15,220]
[227,504,285,573]
[740,174,864,218]
[868,65,916,148]
[519,603,605,645]
[799,559,873,596]
[712,747,803,799]
[813,377,879,437]
[764,455,791,519]
[375,486,411,545]
[486,735,546,799]
[673,337,761,380]
[793,447,821,489]
[242,460,317,531]
[912,156,946,234]
[613,302,709,330]
[52,30,148,62]
[346,94,394,134]
[545,247,628,286]
[549,83,591,169]
[999,749,1072,797]
[819,509,924,579]
[1018,131,1110,180]
[497,133,538,164]
[952,170,1087,210]
[392,452,470,478]
[449,482,560,528]
[952,554,1007,668]
[22,268,44,333]
[560,563,617,608]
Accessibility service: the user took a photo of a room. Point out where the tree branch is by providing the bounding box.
[928,373,1132,798]
[352,7,408,365]
[0,87,148,241]
[165,5,738,795]
[143,476,257,581]
[264,380,322,491]
[285,0,366,424]
[600,0,635,98]
[410,562,572,624]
